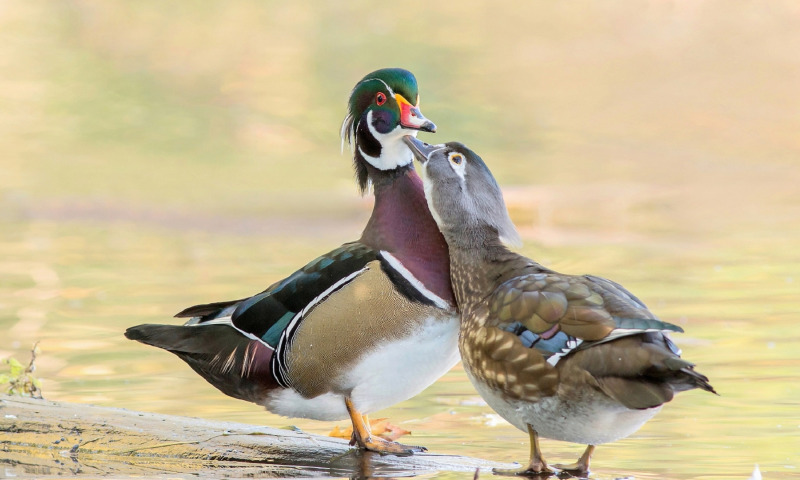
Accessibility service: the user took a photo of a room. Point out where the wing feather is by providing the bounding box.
[490,272,682,363]
[181,242,377,347]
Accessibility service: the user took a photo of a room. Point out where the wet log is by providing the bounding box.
[0,395,510,478]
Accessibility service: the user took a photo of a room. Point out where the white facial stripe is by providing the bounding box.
[357,110,414,170]
[360,78,395,97]
[341,78,396,154]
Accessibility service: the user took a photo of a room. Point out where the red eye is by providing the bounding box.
[376,92,387,106]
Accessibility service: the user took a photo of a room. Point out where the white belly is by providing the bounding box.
[466,370,661,445]
[264,315,460,420]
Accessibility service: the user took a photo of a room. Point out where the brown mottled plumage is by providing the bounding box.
[405,136,715,476]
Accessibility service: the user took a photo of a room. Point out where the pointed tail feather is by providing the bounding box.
[125,324,279,404]
[577,332,716,409]
[662,356,716,395]
[682,366,716,395]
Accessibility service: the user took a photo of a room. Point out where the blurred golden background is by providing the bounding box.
[1,1,798,479]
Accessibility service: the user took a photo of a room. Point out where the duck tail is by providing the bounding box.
[125,324,279,403]
[664,356,717,395]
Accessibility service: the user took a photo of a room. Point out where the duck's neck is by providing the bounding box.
[359,165,455,307]
[447,238,532,310]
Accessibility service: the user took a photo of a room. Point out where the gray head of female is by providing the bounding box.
[402,136,521,250]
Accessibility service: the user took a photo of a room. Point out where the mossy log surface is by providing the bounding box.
[0,395,510,478]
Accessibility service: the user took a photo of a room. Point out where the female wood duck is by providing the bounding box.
[404,136,715,475]
[125,68,459,456]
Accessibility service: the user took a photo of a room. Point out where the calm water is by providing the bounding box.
[1,1,799,478]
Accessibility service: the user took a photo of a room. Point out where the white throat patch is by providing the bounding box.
[357,110,416,171]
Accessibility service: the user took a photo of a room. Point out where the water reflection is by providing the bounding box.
[2,1,799,479]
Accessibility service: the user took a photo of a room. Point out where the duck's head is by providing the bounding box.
[403,136,521,249]
[341,68,437,192]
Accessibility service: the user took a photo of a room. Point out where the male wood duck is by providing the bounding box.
[404,136,716,475]
[125,68,460,456]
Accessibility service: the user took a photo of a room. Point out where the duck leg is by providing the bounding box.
[348,413,372,446]
[344,397,426,456]
[493,424,555,476]
[553,445,594,476]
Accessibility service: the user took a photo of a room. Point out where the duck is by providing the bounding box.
[403,135,715,475]
[125,68,460,456]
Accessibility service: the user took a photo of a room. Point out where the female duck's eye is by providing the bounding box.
[376,92,387,106]
[449,153,464,165]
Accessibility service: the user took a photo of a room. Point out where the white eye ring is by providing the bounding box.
[448,152,464,165]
